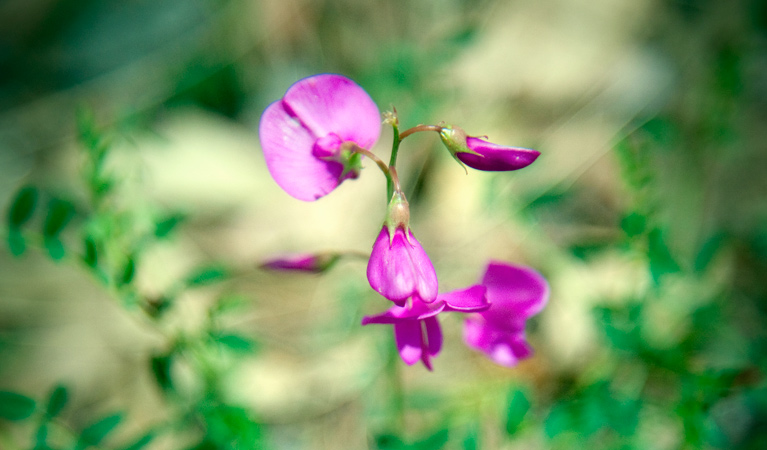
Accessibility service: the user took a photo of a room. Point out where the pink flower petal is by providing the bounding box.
[439,285,490,312]
[366,227,439,303]
[394,321,423,366]
[259,101,344,201]
[481,261,549,327]
[282,74,381,150]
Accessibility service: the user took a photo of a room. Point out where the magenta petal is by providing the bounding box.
[394,321,423,365]
[361,300,445,325]
[259,101,344,201]
[282,74,381,150]
[481,261,549,327]
[439,285,490,313]
[457,137,540,172]
[367,227,439,303]
[423,316,443,357]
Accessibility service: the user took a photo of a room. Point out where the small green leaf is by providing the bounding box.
[413,429,449,450]
[43,199,74,238]
[212,333,256,353]
[83,236,98,268]
[120,431,155,450]
[0,391,37,421]
[78,413,123,448]
[150,354,174,392]
[7,185,38,228]
[118,255,136,286]
[45,385,68,418]
[620,212,646,238]
[154,213,185,239]
[694,232,726,273]
[648,228,680,283]
[44,236,66,260]
[7,228,26,256]
[504,389,531,435]
[185,265,228,287]
[35,421,49,448]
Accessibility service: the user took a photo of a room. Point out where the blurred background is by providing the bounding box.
[1,0,767,449]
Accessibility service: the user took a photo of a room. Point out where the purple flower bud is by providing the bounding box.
[439,126,540,172]
[463,261,549,367]
[258,74,381,201]
[260,252,340,273]
[366,226,439,305]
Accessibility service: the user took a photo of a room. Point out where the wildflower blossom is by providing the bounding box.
[463,261,549,367]
[439,126,540,172]
[259,74,381,201]
[366,191,438,305]
[363,285,490,370]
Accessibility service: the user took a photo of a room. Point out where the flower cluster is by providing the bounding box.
[259,74,548,370]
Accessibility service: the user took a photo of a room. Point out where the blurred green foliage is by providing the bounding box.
[2,0,767,449]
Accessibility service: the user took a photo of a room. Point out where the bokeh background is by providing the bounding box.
[2,0,767,449]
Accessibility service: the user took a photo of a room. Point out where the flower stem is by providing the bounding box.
[398,124,443,140]
[387,122,401,201]
[350,145,389,176]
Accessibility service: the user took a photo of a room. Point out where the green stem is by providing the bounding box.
[387,123,401,202]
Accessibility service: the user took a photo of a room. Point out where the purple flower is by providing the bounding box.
[362,285,490,370]
[463,261,549,367]
[439,126,540,172]
[260,252,340,273]
[366,226,439,306]
[258,74,381,201]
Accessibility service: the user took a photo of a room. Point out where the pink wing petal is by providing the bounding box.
[394,321,423,365]
[439,285,490,312]
[259,101,344,201]
[481,261,549,324]
[282,74,381,149]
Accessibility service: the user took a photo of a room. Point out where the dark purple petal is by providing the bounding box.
[457,137,540,172]
[282,74,381,150]
[439,285,490,312]
[394,321,423,366]
[367,227,439,303]
[259,101,345,201]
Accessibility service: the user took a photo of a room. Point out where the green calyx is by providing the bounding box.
[385,190,411,244]
[439,126,481,173]
[339,146,364,179]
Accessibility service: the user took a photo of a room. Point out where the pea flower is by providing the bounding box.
[463,261,549,367]
[366,191,438,305]
[260,252,340,273]
[362,285,490,370]
[258,74,381,201]
[439,126,540,172]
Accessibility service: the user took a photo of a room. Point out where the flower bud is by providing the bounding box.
[439,126,540,172]
[261,252,340,273]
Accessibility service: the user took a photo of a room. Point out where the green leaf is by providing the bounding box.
[212,333,256,353]
[78,413,123,448]
[620,212,646,238]
[154,213,185,239]
[120,431,155,450]
[150,354,174,392]
[413,429,449,450]
[83,235,98,268]
[43,199,74,238]
[0,391,37,421]
[185,265,228,287]
[504,389,531,435]
[648,228,680,283]
[7,228,26,256]
[694,232,726,273]
[118,255,136,286]
[44,236,66,261]
[7,185,38,228]
[45,385,68,418]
